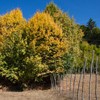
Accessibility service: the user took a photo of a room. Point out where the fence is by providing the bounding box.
[50,51,100,100]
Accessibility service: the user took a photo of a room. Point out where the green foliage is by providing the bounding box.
[45,2,83,68]
[88,28,100,45]
[87,18,96,30]
[0,31,50,84]
[80,19,100,45]
[0,32,27,83]
[80,18,100,72]
[80,41,100,71]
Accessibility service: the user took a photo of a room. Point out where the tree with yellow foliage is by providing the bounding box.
[0,8,26,35]
[28,12,68,75]
[0,11,68,86]
[0,8,26,49]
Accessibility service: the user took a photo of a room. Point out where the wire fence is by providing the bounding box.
[50,51,100,100]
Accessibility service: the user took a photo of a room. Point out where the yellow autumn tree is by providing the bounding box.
[0,8,26,48]
[28,12,68,75]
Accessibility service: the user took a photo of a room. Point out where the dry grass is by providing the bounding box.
[59,74,100,100]
[0,74,100,100]
[0,89,68,100]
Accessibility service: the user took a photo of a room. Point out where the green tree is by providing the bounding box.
[89,27,100,45]
[80,19,100,45]
[45,3,83,69]
[87,18,96,31]
[0,32,28,84]
[0,31,46,87]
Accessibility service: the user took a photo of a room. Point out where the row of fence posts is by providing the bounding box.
[50,51,99,100]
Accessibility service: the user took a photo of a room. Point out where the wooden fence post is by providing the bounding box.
[53,73,57,89]
[50,74,54,89]
[89,50,94,100]
[77,69,83,100]
[72,70,76,100]
[95,57,98,100]
[82,58,87,100]
[57,74,61,92]
[69,68,73,92]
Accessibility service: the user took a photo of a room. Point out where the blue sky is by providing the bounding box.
[0,0,100,27]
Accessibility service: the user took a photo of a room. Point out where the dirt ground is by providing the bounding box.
[0,89,68,100]
[0,74,100,100]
